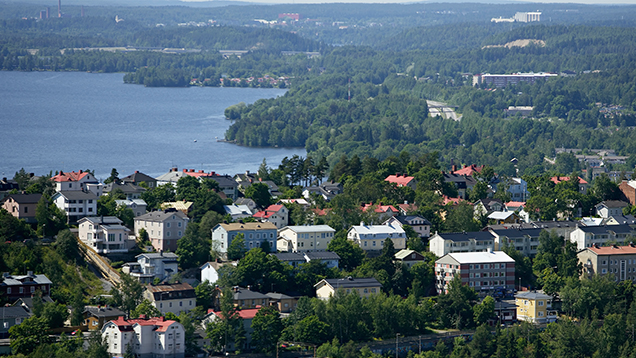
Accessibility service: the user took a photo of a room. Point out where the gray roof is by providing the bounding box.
[434,231,496,242]
[532,221,578,229]
[121,171,157,184]
[84,306,126,318]
[13,296,54,309]
[272,252,305,262]
[304,251,341,261]
[136,209,189,222]
[136,252,179,260]
[516,291,552,300]
[79,216,123,225]
[578,224,634,235]
[53,191,98,200]
[394,215,431,226]
[1,273,52,286]
[1,193,42,204]
[103,182,146,194]
[490,228,544,238]
[0,306,31,319]
[609,215,636,225]
[266,292,294,300]
[209,175,238,188]
[597,200,630,208]
[318,277,382,289]
[233,287,269,300]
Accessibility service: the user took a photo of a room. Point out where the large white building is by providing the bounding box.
[277,225,336,252]
[429,231,497,258]
[134,209,189,253]
[78,216,133,254]
[212,222,278,257]
[102,316,185,358]
[52,190,98,224]
[569,224,635,250]
[347,222,406,251]
[435,250,515,295]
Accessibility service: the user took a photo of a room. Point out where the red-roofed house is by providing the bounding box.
[361,203,399,221]
[253,204,288,229]
[550,176,588,194]
[397,202,418,215]
[102,316,185,358]
[578,244,636,282]
[385,174,417,190]
[452,164,484,176]
[202,307,262,351]
[51,170,100,193]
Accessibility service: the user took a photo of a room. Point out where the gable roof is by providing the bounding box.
[136,209,189,223]
[550,176,588,185]
[224,204,253,216]
[515,291,551,300]
[215,222,277,232]
[1,193,42,204]
[253,204,285,219]
[210,308,260,320]
[452,164,484,176]
[577,224,634,235]
[272,252,305,261]
[121,171,156,184]
[84,306,126,318]
[385,174,416,186]
[51,170,94,183]
[433,231,496,242]
[488,211,518,220]
[394,249,425,260]
[281,225,336,233]
[316,277,382,289]
[103,182,146,194]
[350,223,405,235]
[361,203,398,214]
[79,216,122,225]
[52,191,98,201]
[0,306,31,319]
[596,200,630,209]
[304,251,341,260]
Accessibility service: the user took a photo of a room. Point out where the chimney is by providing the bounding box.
[182,169,187,172]
[199,170,204,173]
[452,165,457,172]
[135,170,139,173]
[189,169,194,173]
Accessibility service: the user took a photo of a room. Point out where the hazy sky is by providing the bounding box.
[181,0,636,4]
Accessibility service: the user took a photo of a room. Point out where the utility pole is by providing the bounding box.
[395,333,400,358]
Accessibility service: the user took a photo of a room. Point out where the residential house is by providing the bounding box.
[397,202,419,215]
[156,167,188,185]
[385,174,417,190]
[266,293,297,313]
[452,164,484,176]
[595,200,630,219]
[209,173,239,200]
[304,251,341,269]
[488,211,521,225]
[234,198,258,213]
[315,277,382,299]
[200,261,235,285]
[144,282,196,315]
[102,316,185,358]
[442,172,477,200]
[347,222,406,251]
[12,296,53,314]
[550,176,588,195]
[52,190,98,224]
[302,182,343,202]
[489,228,544,256]
[83,306,126,331]
[134,209,189,253]
[394,249,426,268]
[230,286,270,309]
[271,252,307,268]
[279,198,310,209]
[51,170,99,192]
[121,171,158,189]
[474,199,504,218]
[515,291,557,324]
[202,308,258,351]
[160,201,193,216]
[384,215,431,238]
[531,221,579,240]
[435,250,515,295]
[578,244,636,281]
[507,178,530,202]
[78,216,133,254]
[223,204,253,220]
[0,177,19,200]
[0,193,42,224]
[103,182,146,200]
[115,198,147,217]
[605,215,636,225]
[429,231,497,257]
[0,307,31,339]
[361,203,399,222]
[0,272,51,302]
[252,204,288,229]
[122,252,179,284]
[212,222,278,258]
[620,180,636,205]
[277,225,336,252]
[504,201,530,223]
[569,224,635,250]
[492,300,517,326]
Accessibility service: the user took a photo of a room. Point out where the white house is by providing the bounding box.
[134,209,189,253]
[569,224,635,250]
[115,198,147,217]
[212,222,278,257]
[347,222,406,251]
[507,177,529,201]
[122,252,179,284]
[143,282,196,315]
[595,200,630,219]
[429,231,497,257]
[384,215,431,238]
[78,216,133,254]
[277,225,336,252]
[51,170,99,192]
[200,261,234,285]
[52,190,98,224]
[102,316,185,358]
[253,204,288,229]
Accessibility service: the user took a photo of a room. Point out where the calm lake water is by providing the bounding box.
[0,71,305,180]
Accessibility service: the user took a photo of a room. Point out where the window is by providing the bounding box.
[538,301,544,306]
[538,311,544,317]
[19,287,23,293]
[30,286,35,293]
[24,206,28,213]
[178,222,182,227]
[167,222,171,228]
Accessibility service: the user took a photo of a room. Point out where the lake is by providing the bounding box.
[0,71,305,181]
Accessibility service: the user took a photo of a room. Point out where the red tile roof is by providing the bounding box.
[109,316,177,330]
[253,204,285,219]
[385,174,415,187]
[52,170,90,182]
[311,208,332,216]
[550,176,588,185]
[442,196,465,205]
[211,308,260,320]
[452,164,484,176]
[361,203,398,214]
[182,169,215,178]
[505,201,526,208]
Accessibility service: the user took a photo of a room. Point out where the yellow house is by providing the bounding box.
[515,291,557,324]
[314,277,382,300]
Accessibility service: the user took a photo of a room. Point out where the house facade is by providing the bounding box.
[0,193,42,224]
[212,222,278,258]
[394,249,426,268]
[252,204,288,229]
[122,252,179,284]
[144,283,196,315]
[103,182,146,200]
[429,231,497,257]
[115,198,147,217]
[578,245,636,281]
[595,200,629,219]
[83,306,126,331]
[102,316,185,358]
[0,272,51,302]
[0,307,31,339]
[315,277,382,299]
[277,225,336,252]
[121,171,158,189]
[384,215,431,238]
[569,224,635,250]
[515,291,557,324]
[51,170,98,192]
[347,222,406,251]
[134,209,189,253]
[489,228,543,257]
[52,190,98,224]
[78,216,133,254]
[435,250,515,295]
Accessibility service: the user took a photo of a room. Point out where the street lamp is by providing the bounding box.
[419,335,422,355]
[396,333,400,358]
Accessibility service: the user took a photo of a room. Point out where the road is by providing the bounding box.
[427,100,461,121]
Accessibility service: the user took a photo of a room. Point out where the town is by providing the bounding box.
[2,149,636,357]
